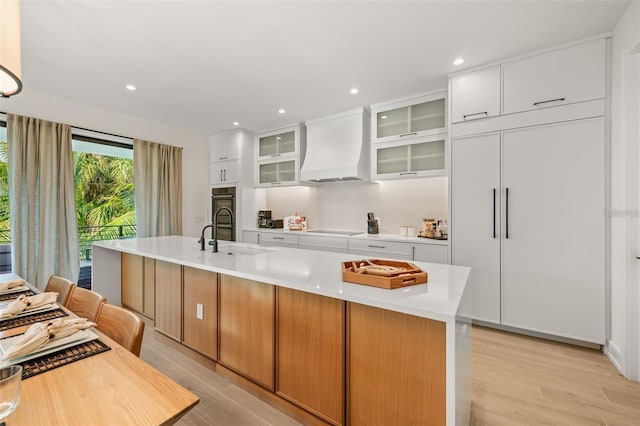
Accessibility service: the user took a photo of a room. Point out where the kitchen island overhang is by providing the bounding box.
[93,235,472,426]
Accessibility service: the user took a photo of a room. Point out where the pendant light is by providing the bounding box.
[0,0,22,98]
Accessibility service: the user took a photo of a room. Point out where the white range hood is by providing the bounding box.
[301,107,370,182]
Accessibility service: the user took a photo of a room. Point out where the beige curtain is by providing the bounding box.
[133,139,182,237]
[7,114,80,289]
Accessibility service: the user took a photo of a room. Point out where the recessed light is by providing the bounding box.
[276,136,281,140]
[453,57,465,66]
[232,121,240,126]
[125,84,136,91]
[381,115,387,119]
[350,88,359,95]
[278,109,286,114]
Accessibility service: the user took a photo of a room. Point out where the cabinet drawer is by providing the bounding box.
[260,233,299,246]
[451,66,501,123]
[348,239,412,258]
[502,39,605,115]
[298,235,348,252]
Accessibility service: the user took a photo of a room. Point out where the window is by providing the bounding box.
[0,121,10,272]
[73,134,136,266]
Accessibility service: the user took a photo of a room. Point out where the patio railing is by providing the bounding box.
[0,225,137,263]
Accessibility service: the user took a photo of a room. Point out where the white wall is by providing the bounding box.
[0,89,209,238]
[609,0,640,380]
[265,177,448,234]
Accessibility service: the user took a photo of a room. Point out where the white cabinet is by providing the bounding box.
[452,119,605,343]
[502,39,605,115]
[500,119,604,343]
[298,235,348,253]
[242,230,260,245]
[412,244,448,264]
[209,131,242,187]
[372,134,446,180]
[255,124,305,187]
[452,133,501,323]
[450,66,500,123]
[371,91,446,143]
[259,232,299,248]
[209,160,237,185]
[209,132,240,162]
[348,239,412,260]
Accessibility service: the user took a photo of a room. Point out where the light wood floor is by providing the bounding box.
[138,316,640,425]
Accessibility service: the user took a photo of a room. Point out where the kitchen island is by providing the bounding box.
[93,235,471,426]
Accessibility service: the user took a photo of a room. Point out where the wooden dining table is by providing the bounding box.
[0,273,199,425]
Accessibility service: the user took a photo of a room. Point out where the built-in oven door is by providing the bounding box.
[212,188,235,241]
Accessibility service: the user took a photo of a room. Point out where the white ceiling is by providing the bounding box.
[17,0,630,136]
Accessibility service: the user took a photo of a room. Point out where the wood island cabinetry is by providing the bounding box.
[276,288,345,425]
[121,253,143,313]
[347,302,446,425]
[121,253,155,319]
[219,275,275,390]
[155,260,182,341]
[182,267,217,360]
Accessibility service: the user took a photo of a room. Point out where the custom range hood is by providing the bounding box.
[300,107,370,182]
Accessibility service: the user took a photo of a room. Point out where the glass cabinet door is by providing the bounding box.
[375,138,445,177]
[410,139,445,172]
[259,160,296,184]
[258,131,296,158]
[375,97,445,140]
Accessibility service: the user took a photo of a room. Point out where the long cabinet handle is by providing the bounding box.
[400,172,417,176]
[400,132,418,137]
[270,154,281,157]
[463,111,488,120]
[533,97,565,106]
[505,187,509,239]
[272,236,285,240]
[219,156,228,160]
[220,170,223,182]
[493,188,496,239]
[368,244,386,249]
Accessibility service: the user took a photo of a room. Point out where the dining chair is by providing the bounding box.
[66,286,106,322]
[96,303,145,357]
[44,275,76,306]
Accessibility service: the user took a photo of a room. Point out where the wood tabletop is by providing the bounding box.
[0,275,199,425]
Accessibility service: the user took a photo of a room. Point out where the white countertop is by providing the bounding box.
[93,236,468,322]
[244,228,449,245]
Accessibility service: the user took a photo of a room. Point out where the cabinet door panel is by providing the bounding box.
[277,288,344,425]
[502,40,605,115]
[183,267,217,360]
[209,133,239,161]
[412,244,448,264]
[501,118,605,343]
[143,257,155,318]
[451,66,500,123]
[219,275,275,390]
[121,253,143,313]
[155,260,182,341]
[348,303,446,425]
[452,133,501,323]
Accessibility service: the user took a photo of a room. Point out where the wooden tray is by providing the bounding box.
[342,259,428,289]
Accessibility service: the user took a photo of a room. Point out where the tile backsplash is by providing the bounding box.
[265,177,448,234]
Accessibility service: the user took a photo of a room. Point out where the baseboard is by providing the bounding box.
[605,340,624,374]
[471,320,602,350]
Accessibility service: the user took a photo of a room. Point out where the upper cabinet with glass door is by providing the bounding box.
[371,91,447,144]
[255,124,305,187]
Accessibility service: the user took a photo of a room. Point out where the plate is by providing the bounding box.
[0,328,99,367]
[0,303,59,321]
[0,285,29,295]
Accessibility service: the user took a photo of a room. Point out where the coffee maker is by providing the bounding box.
[257,210,271,228]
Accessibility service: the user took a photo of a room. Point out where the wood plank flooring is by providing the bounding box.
[138,314,640,425]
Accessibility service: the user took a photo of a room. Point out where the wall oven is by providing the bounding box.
[211,187,235,241]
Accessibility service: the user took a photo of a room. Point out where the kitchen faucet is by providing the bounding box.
[198,224,214,251]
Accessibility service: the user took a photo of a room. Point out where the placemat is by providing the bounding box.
[0,308,69,332]
[21,339,111,379]
[0,289,36,301]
